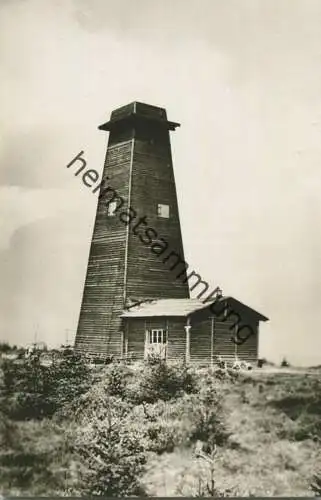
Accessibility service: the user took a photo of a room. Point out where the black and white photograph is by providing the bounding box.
[0,0,321,497]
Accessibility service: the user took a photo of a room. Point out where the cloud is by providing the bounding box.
[0,183,89,250]
[0,213,93,348]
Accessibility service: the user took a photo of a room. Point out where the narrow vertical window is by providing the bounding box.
[107,201,117,216]
[157,204,170,218]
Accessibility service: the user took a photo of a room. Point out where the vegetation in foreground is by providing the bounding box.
[0,348,320,496]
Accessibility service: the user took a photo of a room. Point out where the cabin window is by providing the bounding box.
[148,329,167,344]
[107,201,117,216]
[157,203,170,218]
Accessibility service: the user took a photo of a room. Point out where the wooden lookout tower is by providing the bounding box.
[75,102,190,357]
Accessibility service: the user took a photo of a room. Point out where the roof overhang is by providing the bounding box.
[98,113,180,132]
[98,100,180,132]
[120,296,269,322]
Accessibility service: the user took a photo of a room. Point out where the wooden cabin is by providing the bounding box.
[121,297,268,365]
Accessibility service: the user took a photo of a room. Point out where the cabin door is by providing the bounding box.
[145,329,167,360]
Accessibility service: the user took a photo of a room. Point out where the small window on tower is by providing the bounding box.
[107,201,117,216]
[157,204,170,218]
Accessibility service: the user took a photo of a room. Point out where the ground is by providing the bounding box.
[0,355,320,497]
[143,368,321,496]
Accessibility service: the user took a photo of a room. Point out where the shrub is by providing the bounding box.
[144,420,177,454]
[188,375,230,448]
[59,385,134,426]
[53,349,91,404]
[139,375,230,452]
[103,363,133,398]
[1,349,92,420]
[74,410,147,496]
[0,342,13,353]
[128,360,198,404]
[1,357,57,420]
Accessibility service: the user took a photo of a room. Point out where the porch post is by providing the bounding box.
[144,320,148,360]
[125,321,129,360]
[120,330,124,359]
[184,316,191,364]
[211,316,215,367]
[165,319,169,360]
[234,324,238,361]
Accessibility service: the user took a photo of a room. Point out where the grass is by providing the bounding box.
[142,370,321,496]
[0,356,320,497]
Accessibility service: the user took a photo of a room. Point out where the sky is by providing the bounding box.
[0,0,321,366]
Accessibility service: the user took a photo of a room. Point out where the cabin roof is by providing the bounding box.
[120,297,268,321]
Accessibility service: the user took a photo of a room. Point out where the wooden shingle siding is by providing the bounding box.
[235,321,259,362]
[126,319,146,361]
[75,140,132,355]
[212,321,237,361]
[126,135,189,300]
[144,319,167,329]
[190,318,211,364]
[166,319,186,361]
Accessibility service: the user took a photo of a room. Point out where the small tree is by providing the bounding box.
[51,348,91,408]
[129,359,197,404]
[188,379,230,448]
[74,401,147,496]
[281,357,290,368]
[1,348,92,420]
[0,342,12,354]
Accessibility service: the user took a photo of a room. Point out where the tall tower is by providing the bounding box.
[75,102,189,356]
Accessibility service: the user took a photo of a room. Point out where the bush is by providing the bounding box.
[1,357,57,420]
[58,385,134,425]
[0,342,14,353]
[188,375,230,448]
[52,349,92,408]
[145,420,177,454]
[281,357,290,368]
[103,363,133,398]
[1,349,92,420]
[74,410,147,496]
[135,376,230,453]
[128,360,198,404]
